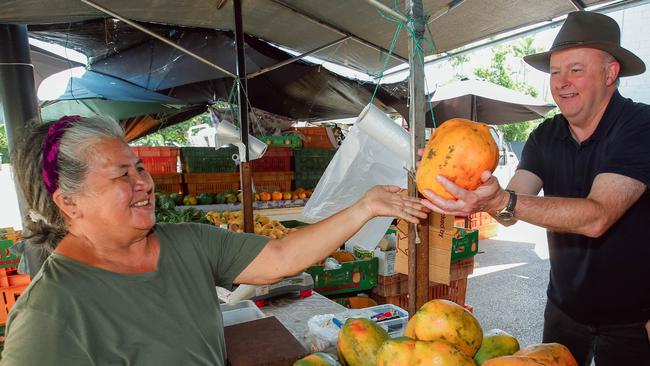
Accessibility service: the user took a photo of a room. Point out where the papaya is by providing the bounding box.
[416,118,499,200]
[404,299,483,358]
[377,337,475,366]
[293,352,341,366]
[474,329,521,365]
[376,337,416,366]
[483,355,547,366]
[337,318,388,366]
[513,343,578,366]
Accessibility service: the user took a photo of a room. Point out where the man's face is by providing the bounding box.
[549,47,619,125]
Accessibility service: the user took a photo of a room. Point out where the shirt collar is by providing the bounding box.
[556,90,626,144]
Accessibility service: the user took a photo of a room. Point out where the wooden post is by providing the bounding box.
[406,0,428,315]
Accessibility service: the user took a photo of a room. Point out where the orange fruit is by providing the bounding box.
[282,191,292,200]
[271,191,283,201]
[260,192,271,201]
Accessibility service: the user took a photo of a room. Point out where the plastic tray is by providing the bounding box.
[220,300,266,327]
[334,303,409,337]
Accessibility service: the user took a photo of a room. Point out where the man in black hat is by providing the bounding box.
[421,11,650,365]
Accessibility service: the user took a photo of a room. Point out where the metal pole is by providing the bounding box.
[0,25,40,157]
[365,0,408,22]
[79,0,237,79]
[247,36,349,79]
[406,0,429,315]
[234,0,254,233]
[0,24,47,276]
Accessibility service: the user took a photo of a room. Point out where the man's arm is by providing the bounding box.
[423,170,646,238]
[512,172,645,237]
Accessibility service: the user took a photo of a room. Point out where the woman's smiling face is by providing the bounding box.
[73,138,156,234]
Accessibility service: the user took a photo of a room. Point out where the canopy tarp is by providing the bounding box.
[0,0,630,77]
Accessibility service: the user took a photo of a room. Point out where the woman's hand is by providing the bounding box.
[358,185,430,224]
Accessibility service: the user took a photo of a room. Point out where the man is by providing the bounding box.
[421,11,650,366]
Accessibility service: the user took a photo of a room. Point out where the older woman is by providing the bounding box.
[1,115,428,365]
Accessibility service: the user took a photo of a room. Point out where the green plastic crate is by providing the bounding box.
[293,170,324,189]
[181,147,239,173]
[293,148,337,172]
[305,257,378,296]
[0,239,20,269]
[257,135,303,148]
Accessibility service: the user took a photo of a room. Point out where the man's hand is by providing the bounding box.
[415,147,507,216]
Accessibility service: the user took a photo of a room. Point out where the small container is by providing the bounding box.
[220,300,266,327]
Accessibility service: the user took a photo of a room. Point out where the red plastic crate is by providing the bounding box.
[152,173,183,194]
[183,172,240,195]
[131,147,179,174]
[370,278,468,309]
[251,148,292,172]
[291,127,337,148]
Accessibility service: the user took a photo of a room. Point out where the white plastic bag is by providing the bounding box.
[303,104,411,251]
[306,314,340,352]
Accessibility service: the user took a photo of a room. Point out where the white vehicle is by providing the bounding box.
[491,128,519,185]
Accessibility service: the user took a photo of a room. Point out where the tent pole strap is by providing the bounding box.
[79,0,237,79]
[247,36,349,79]
[365,0,408,22]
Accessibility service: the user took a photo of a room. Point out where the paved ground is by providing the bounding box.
[467,221,550,348]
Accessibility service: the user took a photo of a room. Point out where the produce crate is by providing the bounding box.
[183,171,293,195]
[293,148,337,172]
[293,170,324,190]
[292,127,337,148]
[131,146,179,174]
[181,146,239,173]
[184,172,240,195]
[152,173,183,194]
[258,134,303,148]
[252,171,293,193]
[131,146,179,157]
[373,258,474,297]
[370,277,468,308]
[305,257,378,296]
[0,240,20,269]
[251,148,292,172]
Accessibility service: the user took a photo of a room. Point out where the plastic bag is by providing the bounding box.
[303,104,411,251]
[306,314,340,353]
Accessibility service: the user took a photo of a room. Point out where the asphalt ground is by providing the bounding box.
[466,221,550,348]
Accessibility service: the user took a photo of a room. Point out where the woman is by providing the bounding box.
[1,116,428,365]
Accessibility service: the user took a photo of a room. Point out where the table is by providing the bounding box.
[261,291,346,353]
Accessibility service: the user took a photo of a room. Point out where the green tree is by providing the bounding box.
[0,123,8,163]
[133,113,211,146]
[450,53,470,80]
[473,38,553,141]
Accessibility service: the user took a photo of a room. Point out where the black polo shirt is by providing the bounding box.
[519,91,650,325]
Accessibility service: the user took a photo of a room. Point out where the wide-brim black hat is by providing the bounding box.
[524,11,646,77]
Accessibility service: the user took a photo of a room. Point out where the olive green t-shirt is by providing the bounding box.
[0,223,268,366]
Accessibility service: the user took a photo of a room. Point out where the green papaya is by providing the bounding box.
[473,329,520,366]
[293,352,341,366]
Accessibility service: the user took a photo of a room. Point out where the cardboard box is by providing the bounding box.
[305,257,378,296]
[395,212,478,285]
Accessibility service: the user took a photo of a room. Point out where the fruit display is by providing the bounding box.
[474,329,521,365]
[172,188,312,206]
[484,343,578,366]
[293,352,341,366]
[205,210,299,238]
[298,298,577,366]
[337,318,388,366]
[416,118,499,200]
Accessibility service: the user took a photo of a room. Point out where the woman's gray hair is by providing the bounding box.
[11,116,125,251]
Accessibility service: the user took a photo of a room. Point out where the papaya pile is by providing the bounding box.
[296,299,578,366]
[205,210,299,238]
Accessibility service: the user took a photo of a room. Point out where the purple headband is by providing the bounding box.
[41,115,82,195]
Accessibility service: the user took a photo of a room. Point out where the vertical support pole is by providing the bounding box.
[406,0,428,315]
[0,24,47,276]
[233,0,254,233]
[0,24,40,161]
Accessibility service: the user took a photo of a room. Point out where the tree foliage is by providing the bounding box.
[132,113,211,146]
[0,123,8,163]
[472,37,556,141]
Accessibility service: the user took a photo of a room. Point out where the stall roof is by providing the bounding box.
[0,0,634,77]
